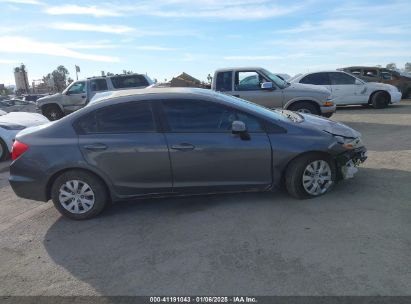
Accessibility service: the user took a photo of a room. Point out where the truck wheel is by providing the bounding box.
[371,91,389,109]
[322,112,334,118]
[285,153,336,199]
[43,105,64,121]
[51,170,109,220]
[0,138,10,161]
[288,102,320,115]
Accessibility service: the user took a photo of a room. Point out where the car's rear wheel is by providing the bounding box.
[43,105,64,121]
[51,170,109,220]
[288,102,320,115]
[285,153,336,199]
[371,91,389,109]
[0,138,10,161]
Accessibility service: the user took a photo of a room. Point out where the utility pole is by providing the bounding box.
[75,65,80,80]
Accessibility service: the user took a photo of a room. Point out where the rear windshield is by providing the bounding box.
[110,75,149,89]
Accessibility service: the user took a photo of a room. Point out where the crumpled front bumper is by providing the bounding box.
[335,146,367,180]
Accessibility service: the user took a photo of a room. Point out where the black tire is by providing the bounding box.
[0,138,10,161]
[288,102,320,115]
[51,170,109,220]
[42,104,64,121]
[285,153,336,199]
[371,91,389,109]
[322,112,334,118]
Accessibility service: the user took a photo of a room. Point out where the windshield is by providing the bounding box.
[288,73,302,82]
[260,69,289,89]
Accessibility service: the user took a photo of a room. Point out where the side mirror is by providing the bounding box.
[261,82,274,90]
[232,120,247,134]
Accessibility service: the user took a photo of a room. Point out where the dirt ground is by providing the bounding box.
[0,100,410,296]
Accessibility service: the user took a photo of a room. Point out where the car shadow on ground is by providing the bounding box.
[336,103,410,114]
[43,167,411,295]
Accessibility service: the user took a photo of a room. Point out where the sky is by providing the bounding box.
[0,0,410,85]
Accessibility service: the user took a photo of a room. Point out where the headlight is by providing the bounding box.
[0,124,26,130]
[323,96,334,107]
[334,135,363,150]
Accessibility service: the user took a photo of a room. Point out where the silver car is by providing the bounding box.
[36,73,153,121]
[10,88,366,220]
[212,67,336,117]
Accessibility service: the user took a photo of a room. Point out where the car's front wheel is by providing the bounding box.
[288,102,320,115]
[51,170,109,220]
[371,91,389,109]
[285,153,336,199]
[42,104,64,121]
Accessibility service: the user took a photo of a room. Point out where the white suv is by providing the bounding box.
[290,71,401,108]
[37,74,153,120]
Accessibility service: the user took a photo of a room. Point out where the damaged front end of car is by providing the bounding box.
[330,135,367,180]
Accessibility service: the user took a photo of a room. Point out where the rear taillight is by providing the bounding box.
[12,140,29,160]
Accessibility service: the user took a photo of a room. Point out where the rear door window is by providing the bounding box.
[215,71,233,92]
[111,75,149,89]
[75,102,155,134]
[300,73,330,85]
[90,79,108,92]
[329,72,356,85]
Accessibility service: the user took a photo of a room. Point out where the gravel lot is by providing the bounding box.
[0,101,410,296]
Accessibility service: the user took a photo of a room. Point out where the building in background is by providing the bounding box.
[170,72,210,88]
[14,64,30,95]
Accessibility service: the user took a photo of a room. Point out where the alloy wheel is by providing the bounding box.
[302,160,332,195]
[58,180,95,214]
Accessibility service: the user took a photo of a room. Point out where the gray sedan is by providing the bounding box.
[9,88,367,220]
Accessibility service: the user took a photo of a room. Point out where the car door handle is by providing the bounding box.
[233,95,240,97]
[170,143,195,151]
[83,143,107,151]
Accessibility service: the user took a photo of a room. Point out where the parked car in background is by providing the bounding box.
[9,88,366,220]
[341,66,411,99]
[0,110,49,161]
[36,73,153,121]
[0,99,38,113]
[290,71,402,108]
[212,67,335,117]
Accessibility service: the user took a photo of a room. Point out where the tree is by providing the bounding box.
[42,65,70,92]
[405,63,411,72]
[386,63,397,70]
[207,73,213,84]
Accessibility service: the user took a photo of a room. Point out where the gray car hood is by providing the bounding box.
[300,113,361,138]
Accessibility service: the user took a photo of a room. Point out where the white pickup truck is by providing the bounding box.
[212,67,336,117]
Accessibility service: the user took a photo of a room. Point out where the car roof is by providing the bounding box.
[214,67,264,72]
[344,66,383,69]
[90,87,220,104]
